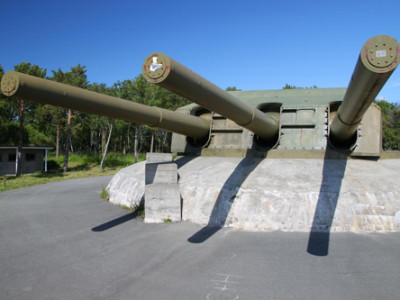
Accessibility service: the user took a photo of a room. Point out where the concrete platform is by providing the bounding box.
[107,156,400,232]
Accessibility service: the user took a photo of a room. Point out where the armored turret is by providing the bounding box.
[142,35,399,157]
[2,35,399,158]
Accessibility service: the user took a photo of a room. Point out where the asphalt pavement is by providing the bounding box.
[1,176,399,300]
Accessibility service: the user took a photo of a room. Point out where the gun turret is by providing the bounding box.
[0,71,210,139]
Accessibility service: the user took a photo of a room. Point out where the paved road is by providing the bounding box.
[0,177,399,300]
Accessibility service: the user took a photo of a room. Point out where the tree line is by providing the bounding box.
[375,100,400,150]
[0,62,190,174]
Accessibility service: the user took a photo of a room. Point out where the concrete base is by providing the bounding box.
[144,153,181,223]
[107,156,400,232]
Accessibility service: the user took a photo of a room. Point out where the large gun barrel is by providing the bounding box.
[330,35,400,146]
[142,53,279,140]
[1,71,210,139]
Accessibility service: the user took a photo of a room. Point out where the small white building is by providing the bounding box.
[0,146,52,176]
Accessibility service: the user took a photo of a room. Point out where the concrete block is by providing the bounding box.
[145,184,181,223]
[146,152,173,163]
[145,163,178,185]
[144,152,181,223]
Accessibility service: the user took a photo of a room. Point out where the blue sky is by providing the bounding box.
[1,0,400,102]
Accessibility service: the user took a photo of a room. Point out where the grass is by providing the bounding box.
[120,204,134,211]
[100,187,110,201]
[99,185,145,218]
[0,152,146,193]
[119,202,145,219]
[163,218,172,223]
[133,202,145,219]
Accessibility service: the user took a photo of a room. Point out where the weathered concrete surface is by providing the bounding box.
[145,184,181,222]
[108,157,400,232]
[107,161,145,208]
[145,153,181,223]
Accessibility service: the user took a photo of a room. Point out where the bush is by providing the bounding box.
[46,159,61,171]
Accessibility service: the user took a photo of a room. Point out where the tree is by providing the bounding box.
[13,63,46,176]
[282,83,318,89]
[100,120,114,171]
[225,86,241,91]
[114,76,151,163]
[375,100,400,150]
[51,64,88,171]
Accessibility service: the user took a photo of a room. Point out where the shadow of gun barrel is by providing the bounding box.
[330,35,400,147]
[142,52,279,141]
[0,71,210,139]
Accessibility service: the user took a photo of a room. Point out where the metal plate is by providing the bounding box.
[362,35,399,72]
[142,52,171,83]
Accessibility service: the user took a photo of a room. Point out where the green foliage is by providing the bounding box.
[48,152,145,168]
[14,62,46,77]
[133,202,145,218]
[225,86,241,91]
[282,83,318,89]
[163,218,172,223]
[120,204,134,211]
[24,124,53,145]
[0,122,51,145]
[375,100,400,150]
[0,122,19,144]
[46,159,61,171]
[0,152,144,192]
[100,187,109,201]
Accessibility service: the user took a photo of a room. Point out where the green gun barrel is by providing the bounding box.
[142,53,279,140]
[330,35,400,146]
[0,71,210,139]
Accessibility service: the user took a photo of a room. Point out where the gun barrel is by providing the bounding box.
[330,35,400,146]
[1,71,210,139]
[142,53,279,140]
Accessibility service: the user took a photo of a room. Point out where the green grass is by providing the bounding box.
[120,202,145,219]
[163,218,172,223]
[120,204,135,211]
[133,202,145,219]
[0,152,146,193]
[100,187,110,201]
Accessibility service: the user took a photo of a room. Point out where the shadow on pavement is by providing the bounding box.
[92,212,137,232]
[307,149,348,256]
